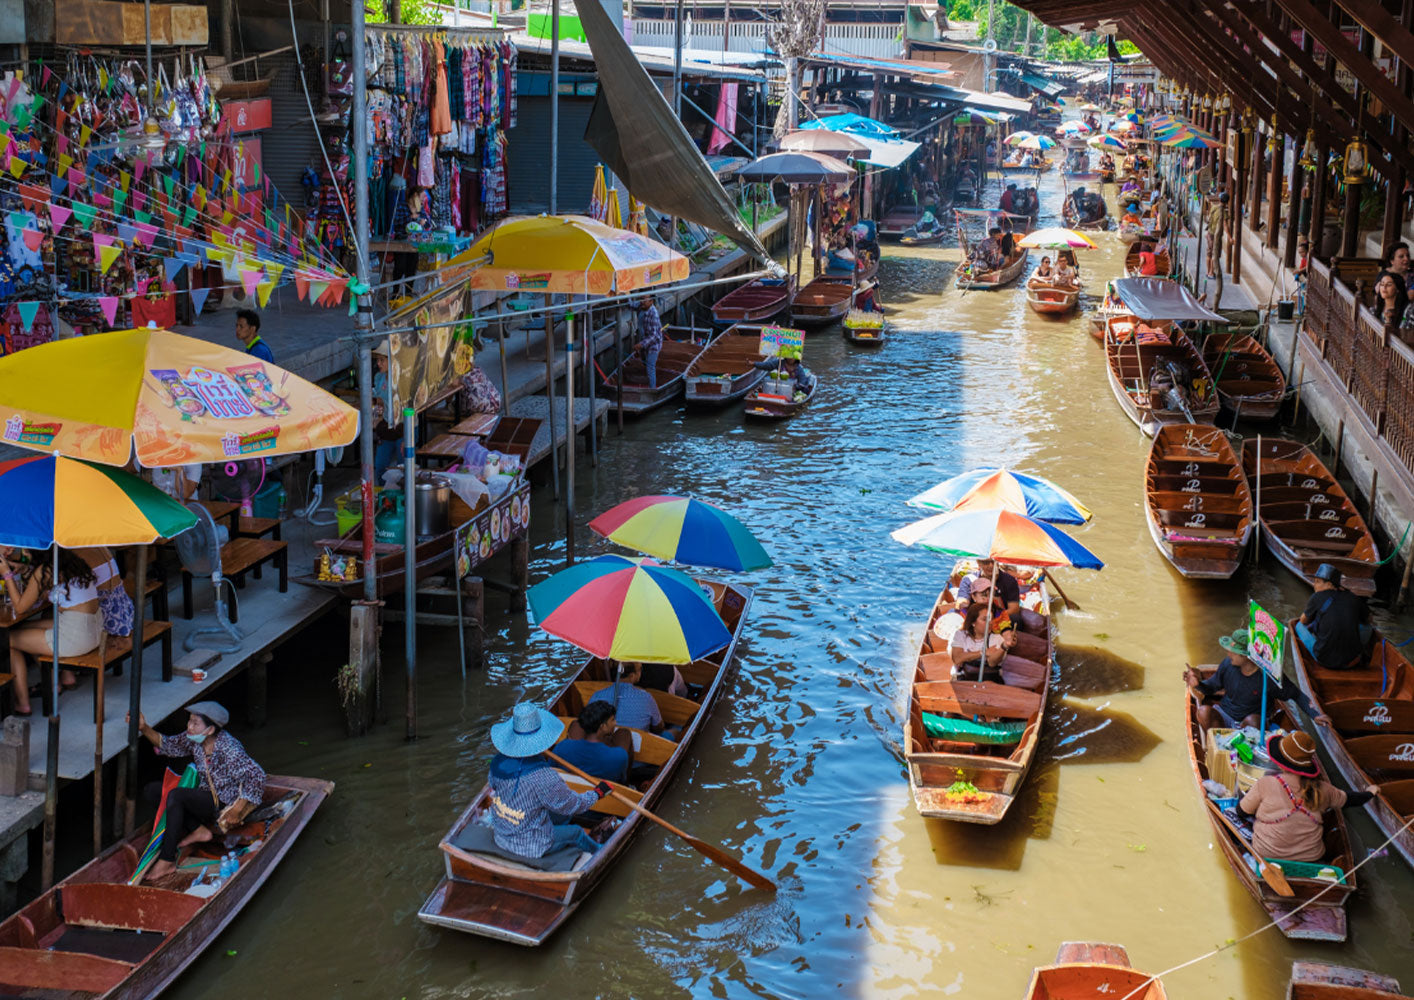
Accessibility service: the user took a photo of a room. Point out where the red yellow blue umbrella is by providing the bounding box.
[588,495,771,571]
[891,509,1103,569]
[527,554,730,663]
[906,468,1092,524]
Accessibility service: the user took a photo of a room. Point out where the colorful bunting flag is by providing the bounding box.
[164,257,187,283]
[98,244,121,274]
[240,265,263,297]
[98,296,120,326]
[71,202,96,230]
[190,286,211,314]
[49,203,71,232]
[21,227,42,252]
[16,302,41,333]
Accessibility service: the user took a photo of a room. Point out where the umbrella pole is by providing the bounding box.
[565,311,577,567]
[498,322,509,418]
[977,561,999,682]
[616,306,624,434]
[42,545,60,889]
[404,408,418,741]
[586,306,597,468]
[124,545,148,836]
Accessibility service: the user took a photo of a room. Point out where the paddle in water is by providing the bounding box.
[1041,570,1082,611]
[546,751,777,893]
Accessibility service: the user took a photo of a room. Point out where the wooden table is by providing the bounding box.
[447,413,501,438]
[416,413,501,465]
[194,500,241,532]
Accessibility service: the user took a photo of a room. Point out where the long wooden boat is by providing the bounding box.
[1288,962,1410,1000]
[743,377,817,420]
[903,569,1052,825]
[879,203,923,239]
[1202,331,1287,420]
[957,249,1028,290]
[899,228,946,246]
[0,775,332,997]
[1002,157,1052,173]
[1291,629,1414,874]
[418,581,753,945]
[600,326,718,416]
[1241,438,1379,597]
[790,276,854,327]
[1124,246,1171,277]
[1104,319,1220,434]
[843,310,887,345]
[684,325,770,407]
[1063,199,1109,231]
[1025,278,1079,316]
[1145,423,1254,578]
[1186,669,1355,941]
[1023,942,1167,1000]
[710,276,794,326]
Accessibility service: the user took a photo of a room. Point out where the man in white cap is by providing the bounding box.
[130,700,265,883]
[488,702,614,859]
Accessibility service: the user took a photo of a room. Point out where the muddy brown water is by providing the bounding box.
[163,170,1414,999]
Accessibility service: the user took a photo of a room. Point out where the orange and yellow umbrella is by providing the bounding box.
[892,509,1103,569]
[0,327,359,467]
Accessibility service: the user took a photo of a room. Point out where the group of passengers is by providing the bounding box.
[969,220,1016,273]
[1033,254,1078,289]
[937,558,1049,692]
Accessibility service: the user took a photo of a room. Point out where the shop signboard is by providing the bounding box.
[758,325,804,360]
[382,277,475,414]
[1248,599,1286,680]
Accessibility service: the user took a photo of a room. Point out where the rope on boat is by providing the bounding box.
[1114,811,1414,1000]
[1376,523,1411,566]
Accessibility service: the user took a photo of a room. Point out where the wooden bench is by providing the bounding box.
[181,538,288,622]
[236,516,282,542]
[556,716,677,767]
[570,680,700,729]
[124,575,168,624]
[55,621,175,720]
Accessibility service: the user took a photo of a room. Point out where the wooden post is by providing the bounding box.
[508,533,529,613]
[615,307,624,434]
[1266,133,1282,250]
[1332,418,1345,479]
[345,602,379,736]
[1231,126,1246,283]
[464,577,485,670]
[1284,133,1304,271]
[1310,141,1329,253]
[1250,119,1265,229]
[1341,181,1362,258]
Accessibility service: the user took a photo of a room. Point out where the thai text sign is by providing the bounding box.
[759,325,804,360]
[1248,599,1285,679]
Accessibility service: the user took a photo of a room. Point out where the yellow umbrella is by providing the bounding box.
[454,214,689,296]
[606,188,624,229]
[628,196,650,237]
[0,327,359,467]
[589,165,609,222]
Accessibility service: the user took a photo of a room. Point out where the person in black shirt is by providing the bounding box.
[1184,628,1325,730]
[1295,564,1372,670]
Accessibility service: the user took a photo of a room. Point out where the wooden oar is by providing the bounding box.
[546,751,777,893]
[1041,570,1082,611]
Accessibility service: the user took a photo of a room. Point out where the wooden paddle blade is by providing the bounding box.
[679,831,777,892]
[1043,571,1082,611]
[1260,860,1296,897]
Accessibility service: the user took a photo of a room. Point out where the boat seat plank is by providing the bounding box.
[915,680,1041,720]
[1343,735,1414,776]
[918,651,954,681]
[572,681,699,728]
[556,772,640,818]
[51,925,167,964]
[59,882,203,935]
[1150,476,1243,494]
[0,945,133,993]
[1149,491,1249,514]
[1326,699,1414,734]
[556,716,675,767]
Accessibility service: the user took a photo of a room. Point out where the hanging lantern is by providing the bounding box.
[1299,129,1317,168]
[1221,93,1233,113]
[1241,108,1254,133]
[1202,92,1213,110]
[1343,138,1369,183]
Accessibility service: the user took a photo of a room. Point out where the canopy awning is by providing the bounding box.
[1018,71,1066,97]
[1112,278,1230,323]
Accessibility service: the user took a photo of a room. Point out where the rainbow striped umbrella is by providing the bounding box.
[892,509,1103,569]
[1089,134,1128,150]
[907,468,1092,524]
[528,554,731,663]
[1161,131,1222,150]
[0,454,197,548]
[588,495,771,571]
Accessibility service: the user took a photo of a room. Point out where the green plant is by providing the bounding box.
[336,662,362,707]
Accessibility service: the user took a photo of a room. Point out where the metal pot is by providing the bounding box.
[413,475,451,538]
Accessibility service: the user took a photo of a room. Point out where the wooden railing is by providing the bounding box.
[1303,258,1414,473]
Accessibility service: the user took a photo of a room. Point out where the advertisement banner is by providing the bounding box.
[1248,599,1286,680]
[455,479,531,578]
[382,277,475,415]
[758,325,805,360]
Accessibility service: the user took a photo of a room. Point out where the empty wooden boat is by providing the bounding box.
[1291,629,1414,874]
[1145,424,1253,578]
[1185,669,1355,941]
[1026,278,1079,316]
[957,249,1028,290]
[1202,331,1287,420]
[1288,962,1410,1000]
[1023,942,1166,1000]
[710,276,795,326]
[418,581,753,946]
[743,377,817,420]
[1104,318,1219,434]
[879,203,923,240]
[904,569,1052,825]
[1241,438,1379,597]
[790,277,855,327]
[600,326,718,416]
[684,325,770,408]
[0,776,332,998]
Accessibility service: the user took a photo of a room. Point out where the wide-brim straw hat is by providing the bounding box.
[1267,730,1321,779]
[491,703,563,758]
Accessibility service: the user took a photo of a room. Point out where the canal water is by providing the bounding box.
[176,166,1414,999]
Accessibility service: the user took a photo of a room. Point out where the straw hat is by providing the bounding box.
[1267,731,1321,779]
[491,703,563,758]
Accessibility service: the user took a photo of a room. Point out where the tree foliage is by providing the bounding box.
[366,0,445,26]
[945,0,1139,61]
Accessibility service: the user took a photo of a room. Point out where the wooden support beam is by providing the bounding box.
[1268,131,1285,250]
[1251,119,1266,227]
[1311,139,1331,255]
[1285,129,1306,268]
[1332,0,1414,75]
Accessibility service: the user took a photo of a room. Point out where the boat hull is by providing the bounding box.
[743,381,815,420]
[1026,283,1078,315]
[710,277,794,326]
[957,251,1028,290]
[1203,332,1286,421]
[791,278,855,327]
[1144,424,1253,579]
[1104,324,1220,435]
[1024,942,1168,1000]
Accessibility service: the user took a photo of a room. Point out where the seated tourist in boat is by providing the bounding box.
[974,228,1004,270]
[130,701,265,883]
[1296,564,1372,670]
[953,575,1049,667]
[752,356,816,395]
[956,559,1044,634]
[1184,628,1324,731]
[947,604,1045,690]
[1054,257,1078,288]
[1034,256,1055,280]
[488,702,613,859]
[1236,731,1378,864]
[591,660,671,737]
[999,220,1017,258]
[562,701,661,789]
[1000,183,1017,213]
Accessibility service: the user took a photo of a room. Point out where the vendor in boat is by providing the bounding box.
[634,296,664,391]
[1236,730,1378,865]
[998,219,1017,259]
[975,228,1004,270]
[130,701,265,883]
[1121,203,1143,227]
[488,703,614,859]
[752,355,816,395]
[1184,628,1325,731]
[1000,183,1018,214]
[1296,564,1372,670]
[591,660,670,737]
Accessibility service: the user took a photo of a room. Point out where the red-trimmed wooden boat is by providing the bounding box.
[1125,245,1171,277]
[1241,438,1379,597]
[1025,278,1079,316]
[1023,942,1167,1000]
[843,310,886,345]
[1288,962,1410,1000]
[0,776,332,998]
[600,326,719,416]
[957,249,1028,290]
[743,377,817,420]
[418,580,753,946]
[790,276,855,327]
[1144,423,1254,579]
[710,276,795,326]
[684,325,770,407]
[1291,629,1414,874]
[903,567,1052,824]
[1105,318,1219,435]
[1186,667,1355,941]
[1202,331,1287,420]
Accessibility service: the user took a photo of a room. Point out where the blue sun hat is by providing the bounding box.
[491,703,564,758]
[1128,202,1140,212]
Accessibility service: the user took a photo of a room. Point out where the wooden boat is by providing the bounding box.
[1002,157,1052,173]
[1063,199,1109,231]
[879,203,923,239]
[0,776,332,996]
[743,377,816,420]
[600,326,718,416]
[843,310,886,345]
[1025,278,1079,316]
[684,325,770,407]
[1288,962,1410,1000]
[1104,318,1220,434]
[957,249,1028,290]
[1185,667,1355,941]
[1290,629,1414,874]
[899,228,946,246]
[790,276,855,327]
[1023,942,1166,1000]
[1145,423,1254,578]
[1118,221,1154,246]
[1241,438,1379,597]
[1202,331,1287,420]
[710,277,794,326]
[418,581,753,946]
[903,568,1052,824]
[1124,245,1171,277]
